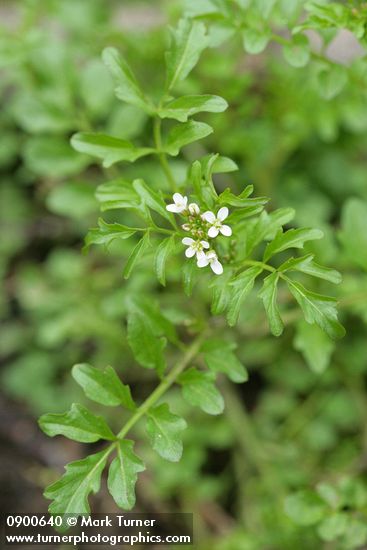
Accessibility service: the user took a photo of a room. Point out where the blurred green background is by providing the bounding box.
[1,0,367,548]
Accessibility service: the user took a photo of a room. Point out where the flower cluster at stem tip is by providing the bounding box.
[166,193,232,275]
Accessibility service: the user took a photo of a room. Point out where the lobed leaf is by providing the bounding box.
[284,490,328,526]
[279,254,342,284]
[178,367,224,415]
[72,364,136,410]
[123,232,151,279]
[203,339,248,383]
[133,179,174,224]
[243,27,271,54]
[107,440,145,510]
[95,179,141,212]
[154,235,176,286]
[258,272,284,337]
[287,280,345,340]
[294,321,335,374]
[164,120,213,156]
[210,271,233,315]
[146,403,187,462]
[127,309,166,376]
[102,47,153,113]
[263,228,324,262]
[283,34,310,68]
[165,19,209,91]
[159,94,227,122]
[227,266,263,326]
[71,133,154,168]
[243,208,295,256]
[128,296,178,344]
[44,449,110,515]
[317,65,348,100]
[39,403,115,443]
[84,218,137,251]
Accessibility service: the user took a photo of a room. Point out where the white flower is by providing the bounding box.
[202,207,232,238]
[182,237,209,259]
[182,223,191,232]
[188,203,200,215]
[197,251,223,275]
[166,193,188,213]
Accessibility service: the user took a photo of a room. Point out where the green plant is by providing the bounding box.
[38,15,344,519]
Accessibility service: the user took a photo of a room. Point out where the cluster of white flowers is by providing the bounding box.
[166,193,232,275]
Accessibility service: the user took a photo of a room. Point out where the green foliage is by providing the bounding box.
[165,18,209,91]
[72,364,136,409]
[258,273,284,337]
[287,280,345,340]
[285,479,367,547]
[102,47,154,114]
[71,133,154,167]
[178,368,225,415]
[158,94,228,122]
[45,449,111,516]
[107,441,145,510]
[203,339,248,383]
[146,403,187,462]
[39,404,116,443]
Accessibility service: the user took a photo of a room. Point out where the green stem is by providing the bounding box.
[153,117,178,193]
[117,331,206,439]
[241,259,276,273]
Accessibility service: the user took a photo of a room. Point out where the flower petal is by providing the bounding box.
[182,237,195,246]
[188,203,200,215]
[197,255,209,268]
[196,250,206,261]
[220,224,232,237]
[201,241,210,249]
[211,259,223,275]
[208,226,219,238]
[173,192,184,204]
[166,204,180,212]
[217,206,229,221]
[185,247,196,258]
[202,211,216,223]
